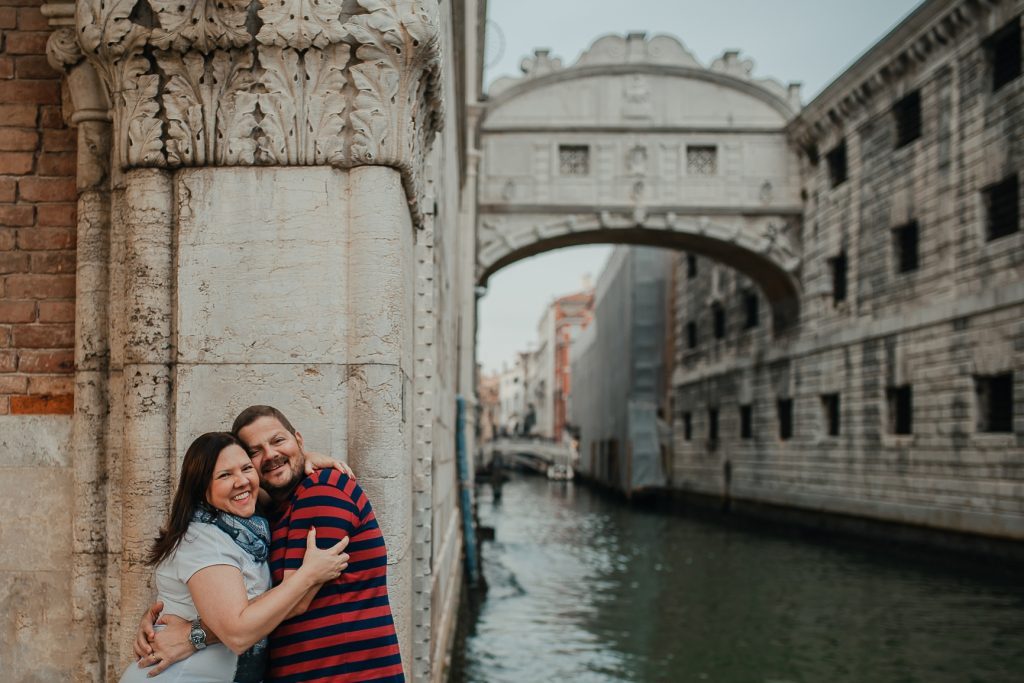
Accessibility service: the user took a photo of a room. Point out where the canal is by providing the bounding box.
[450,473,1024,683]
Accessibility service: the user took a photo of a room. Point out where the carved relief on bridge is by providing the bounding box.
[54,0,443,221]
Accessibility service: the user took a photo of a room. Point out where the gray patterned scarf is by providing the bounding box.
[192,507,271,563]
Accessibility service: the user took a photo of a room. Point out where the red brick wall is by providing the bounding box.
[0,0,76,415]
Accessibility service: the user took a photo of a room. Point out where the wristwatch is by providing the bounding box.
[189,617,208,651]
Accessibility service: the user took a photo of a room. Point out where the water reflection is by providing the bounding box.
[453,474,1024,683]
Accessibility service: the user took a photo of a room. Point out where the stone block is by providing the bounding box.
[0,466,72,570]
[0,570,73,681]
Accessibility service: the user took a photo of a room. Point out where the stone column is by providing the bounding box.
[68,0,444,676]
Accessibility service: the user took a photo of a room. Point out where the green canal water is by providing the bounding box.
[450,473,1024,683]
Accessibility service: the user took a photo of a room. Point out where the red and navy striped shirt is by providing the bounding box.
[268,469,404,682]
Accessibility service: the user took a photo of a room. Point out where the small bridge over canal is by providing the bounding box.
[482,437,575,474]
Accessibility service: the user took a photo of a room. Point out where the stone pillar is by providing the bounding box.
[68,0,444,676]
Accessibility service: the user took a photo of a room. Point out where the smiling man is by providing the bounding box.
[137,405,405,682]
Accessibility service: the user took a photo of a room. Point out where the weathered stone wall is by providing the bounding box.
[0,0,76,416]
[671,0,1024,540]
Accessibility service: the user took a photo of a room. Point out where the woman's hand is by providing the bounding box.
[139,614,195,677]
[132,601,162,660]
[303,450,354,478]
[296,527,350,584]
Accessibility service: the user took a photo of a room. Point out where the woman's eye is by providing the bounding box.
[242,464,255,472]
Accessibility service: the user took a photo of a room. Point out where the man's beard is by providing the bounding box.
[260,454,302,492]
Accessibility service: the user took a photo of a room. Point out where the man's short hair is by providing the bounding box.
[232,405,297,437]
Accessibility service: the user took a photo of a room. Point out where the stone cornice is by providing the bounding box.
[61,0,443,225]
[789,0,1008,149]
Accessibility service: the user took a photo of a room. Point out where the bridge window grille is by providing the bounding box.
[682,412,693,441]
[829,251,848,305]
[777,398,794,440]
[707,408,719,444]
[742,290,759,329]
[739,404,753,439]
[712,303,726,339]
[984,174,1019,241]
[821,393,841,437]
[558,145,590,175]
[893,90,922,148]
[826,140,847,188]
[975,373,1014,433]
[886,385,913,435]
[687,145,717,175]
[893,220,919,273]
[686,321,698,349]
[988,17,1022,92]
[686,253,698,279]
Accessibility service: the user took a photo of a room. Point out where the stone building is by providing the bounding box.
[0,0,484,680]
[570,246,672,493]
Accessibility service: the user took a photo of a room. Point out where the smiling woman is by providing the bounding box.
[118,433,350,683]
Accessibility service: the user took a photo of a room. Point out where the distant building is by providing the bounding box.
[477,367,501,443]
[570,247,673,493]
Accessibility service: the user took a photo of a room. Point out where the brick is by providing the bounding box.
[0,351,14,372]
[0,105,36,127]
[28,375,73,395]
[12,323,74,348]
[0,300,35,323]
[15,55,57,80]
[0,57,13,79]
[10,393,73,414]
[0,397,8,414]
[18,176,76,202]
[0,80,60,105]
[0,375,28,393]
[16,8,49,32]
[0,177,15,202]
[36,153,74,177]
[39,106,63,129]
[37,301,73,323]
[0,8,17,29]
[0,128,39,152]
[17,349,73,373]
[42,129,76,152]
[0,251,29,273]
[30,251,74,273]
[0,152,33,175]
[5,32,51,56]
[0,229,14,250]
[0,204,33,225]
[4,274,75,298]
[0,326,9,348]
[17,227,75,250]
[36,203,74,227]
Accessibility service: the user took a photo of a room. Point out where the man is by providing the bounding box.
[137,405,405,682]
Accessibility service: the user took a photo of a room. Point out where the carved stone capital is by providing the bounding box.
[73,0,444,224]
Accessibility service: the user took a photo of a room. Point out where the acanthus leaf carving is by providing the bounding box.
[46,27,84,72]
[257,0,349,50]
[254,46,303,165]
[304,44,350,165]
[150,0,253,53]
[76,0,140,57]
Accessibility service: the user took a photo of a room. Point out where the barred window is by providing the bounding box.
[558,145,590,175]
[975,374,1014,433]
[893,220,920,273]
[893,90,922,148]
[687,146,717,175]
[739,404,753,439]
[984,174,1019,241]
[988,17,1022,93]
[827,140,848,187]
[886,385,913,435]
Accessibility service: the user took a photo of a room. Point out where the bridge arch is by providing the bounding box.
[475,32,806,330]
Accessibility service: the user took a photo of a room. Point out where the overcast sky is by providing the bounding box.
[476,0,923,374]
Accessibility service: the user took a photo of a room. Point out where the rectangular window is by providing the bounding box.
[989,17,1022,92]
[740,404,753,439]
[708,407,719,443]
[712,302,726,339]
[984,174,1019,241]
[686,253,698,279]
[821,393,841,437]
[893,220,920,273]
[777,398,794,441]
[829,251,848,304]
[683,412,693,441]
[893,90,922,148]
[826,140,848,188]
[687,145,717,175]
[886,385,913,435]
[686,321,698,349]
[975,373,1014,433]
[558,144,590,175]
[742,290,759,329]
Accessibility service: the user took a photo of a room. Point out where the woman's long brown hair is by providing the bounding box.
[147,432,244,566]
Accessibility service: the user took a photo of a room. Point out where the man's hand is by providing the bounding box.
[133,601,162,660]
[304,450,354,478]
[138,614,194,677]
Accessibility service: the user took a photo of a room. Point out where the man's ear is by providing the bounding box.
[294,430,304,451]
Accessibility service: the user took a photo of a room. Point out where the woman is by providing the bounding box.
[119,432,349,683]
